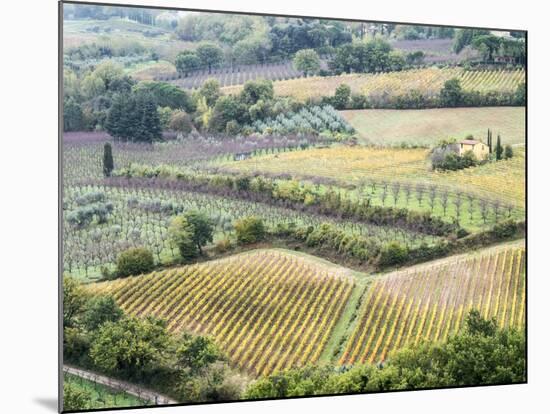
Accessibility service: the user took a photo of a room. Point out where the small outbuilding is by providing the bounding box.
[458,139,489,160]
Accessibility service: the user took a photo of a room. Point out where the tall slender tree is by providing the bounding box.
[103,143,114,177]
[495,134,503,160]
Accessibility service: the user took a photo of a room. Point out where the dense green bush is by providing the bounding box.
[332,84,351,110]
[432,151,478,171]
[105,92,162,142]
[169,110,194,135]
[491,219,520,239]
[378,241,409,266]
[90,316,170,379]
[82,295,123,331]
[133,81,195,112]
[63,382,91,411]
[115,247,155,277]
[234,216,266,244]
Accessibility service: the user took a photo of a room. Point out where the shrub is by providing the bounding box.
[432,151,478,171]
[215,238,232,253]
[100,265,112,279]
[169,110,193,135]
[350,93,369,109]
[234,216,266,245]
[333,84,351,110]
[440,78,463,107]
[83,295,124,331]
[491,220,519,239]
[115,247,155,277]
[293,49,321,76]
[63,382,91,411]
[504,145,514,159]
[225,120,240,136]
[378,241,409,266]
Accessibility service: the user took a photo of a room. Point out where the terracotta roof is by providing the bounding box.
[460,140,482,145]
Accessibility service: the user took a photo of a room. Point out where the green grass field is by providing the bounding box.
[341,107,526,146]
[64,373,146,409]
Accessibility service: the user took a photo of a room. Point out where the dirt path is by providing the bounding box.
[63,365,178,406]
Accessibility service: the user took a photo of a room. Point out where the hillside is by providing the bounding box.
[87,242,525,376]
[220,145,526,210]
[341,107,525,146]
[222,67,525,101]
[340,241,525,365]
[87,249,355,376]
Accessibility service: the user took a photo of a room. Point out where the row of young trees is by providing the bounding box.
[114,167,461,237]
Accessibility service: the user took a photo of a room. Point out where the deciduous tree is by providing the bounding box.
[293,49,321,76]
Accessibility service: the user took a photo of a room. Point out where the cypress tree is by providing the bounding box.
[103,143,114,177]
[495,134,503,160]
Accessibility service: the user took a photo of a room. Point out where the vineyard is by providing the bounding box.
[87,249,355,376]
[341,107,526,147]
[340,243,525,366]
[164,61,325,89]
[63,184,439,279]
[61,5,527,401]
[390,38,478,63]
[223,68,526,102]
[220,146,526,224]
[63,132,325,184]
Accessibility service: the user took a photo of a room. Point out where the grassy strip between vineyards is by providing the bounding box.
[318,280,372,365]
[340,240,525,366]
